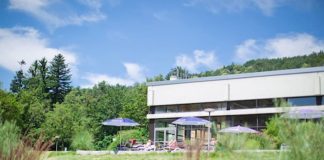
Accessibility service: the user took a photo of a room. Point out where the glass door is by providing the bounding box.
[154,127,176,147]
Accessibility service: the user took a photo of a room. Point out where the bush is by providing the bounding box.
[95,135,113,150]
[71,130,94,150]
[0,121,20,157]
[264,116,283,148]
[278,120,324,160]
[243,139,260,149]
[108,129,148,150]
[217,133,275,151]
[217,134,248,151]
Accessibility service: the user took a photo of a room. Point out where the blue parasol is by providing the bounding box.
[172,117,211,126]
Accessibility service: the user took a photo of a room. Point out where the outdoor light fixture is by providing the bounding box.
[204,108,215,152]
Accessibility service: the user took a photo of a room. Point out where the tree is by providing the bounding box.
[10,70,25,93]
[120,84,148,128]
[165,66,191,80]
[48,54,72,105]
[0,90,21,124]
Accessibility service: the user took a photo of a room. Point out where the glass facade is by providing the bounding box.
[229,100,256,110]
[153,96,322,114]
[257,99,275,108]
[287,97,317,106]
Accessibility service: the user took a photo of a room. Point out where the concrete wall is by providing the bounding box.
[148,72,323,106]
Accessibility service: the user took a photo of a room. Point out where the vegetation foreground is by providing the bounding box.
[46,151,278,160]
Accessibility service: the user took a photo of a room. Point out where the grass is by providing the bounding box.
[46,151,279,160]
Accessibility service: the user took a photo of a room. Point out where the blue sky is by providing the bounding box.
[1,0,324,89]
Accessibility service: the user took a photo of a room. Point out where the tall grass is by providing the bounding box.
[0,121,20,157]
[0,121,53,160]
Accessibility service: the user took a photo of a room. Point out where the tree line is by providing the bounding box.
[1,51,324,150]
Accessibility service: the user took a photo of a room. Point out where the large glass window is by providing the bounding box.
[155,119,175,128]
[202,102,227,111]
[257,99,275,108]
[155,106,166,114]
[179,104,202,112]
[166,105,178,113]
[229,100,256,110]
[287,97,316,106]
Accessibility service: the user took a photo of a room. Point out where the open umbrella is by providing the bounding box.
[172,117,211,126]
[218,125,259,133]
[281,108,324,119]
[102,118,139,150]
[102,118,139,126]
[172,117,211,151]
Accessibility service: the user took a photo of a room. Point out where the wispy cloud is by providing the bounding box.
[81,62,146,88]
[153,11,168,21]
[81,73,134,88]
[176,50,218,73]
[234,33,324,62]
[0,26,77,73]
[123,62,146,82]
[9,0,106,30]
[184,0,312,16]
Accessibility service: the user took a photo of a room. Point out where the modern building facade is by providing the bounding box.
[146,67,324,145]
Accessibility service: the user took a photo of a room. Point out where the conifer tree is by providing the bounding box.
[48,54,72,105]
[10,69,25,93]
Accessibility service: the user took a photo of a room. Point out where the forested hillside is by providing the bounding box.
[0,51,323,151]
[148,51,324,81]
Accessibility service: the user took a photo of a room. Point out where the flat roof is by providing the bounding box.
[147,66,324,86]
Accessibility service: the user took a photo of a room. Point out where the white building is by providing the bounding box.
[146,67,324,144]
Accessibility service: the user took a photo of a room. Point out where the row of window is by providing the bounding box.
[152,96,323,114]
[154,114,273,131]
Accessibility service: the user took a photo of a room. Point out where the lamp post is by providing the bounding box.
[204,108,215,152]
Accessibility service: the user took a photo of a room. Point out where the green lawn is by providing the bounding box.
[46,151,279,160]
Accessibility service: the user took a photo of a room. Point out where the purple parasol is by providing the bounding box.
[219,125,259,133]
[102,118,139,126]
[281,108,323,119]
[172,117,211,126]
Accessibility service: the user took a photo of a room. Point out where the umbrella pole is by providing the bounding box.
[120,126,122,150]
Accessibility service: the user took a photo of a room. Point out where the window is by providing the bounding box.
[155,119,175,128]
[257,99,275,108]
[179,104,202,112]
[166,105,178,113]
[202,102,227,111]
[229,100,256,110]
[287,97,316,106]
[155,106,166,114]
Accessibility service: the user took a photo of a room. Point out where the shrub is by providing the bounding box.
[278,120,324,160]
[217,134,248,151]
[95,135,113,150]
[264,116,283,148]
[108,129,148,150]
[71,130,94,150]
[243,139,260,149]
[217,133,275,151]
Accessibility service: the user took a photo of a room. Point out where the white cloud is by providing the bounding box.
[234,33,324,62]
[81,62,146,88]
[176,50,218,72]
[0,26,77,73]
[9,0,106,30]
[81,73,134,88]
[184,0,309,16]
[123,62,146,82]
